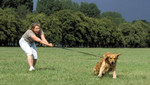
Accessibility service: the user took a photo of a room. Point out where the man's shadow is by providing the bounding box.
[36,67,55,71]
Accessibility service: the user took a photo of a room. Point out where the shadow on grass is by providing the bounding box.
[36,67,56,71]
[92,73,126,79]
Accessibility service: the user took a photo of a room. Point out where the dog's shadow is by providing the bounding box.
[93,73,126,79]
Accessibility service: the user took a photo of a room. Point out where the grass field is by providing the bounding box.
[0,47,150,85]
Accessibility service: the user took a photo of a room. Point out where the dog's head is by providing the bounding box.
[103,52,121,65]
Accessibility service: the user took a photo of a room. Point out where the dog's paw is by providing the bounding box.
[113,76,117,79]
[113,75,117,79]
[98,74,102,78]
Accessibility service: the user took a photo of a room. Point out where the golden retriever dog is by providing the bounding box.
[93,52,121,79]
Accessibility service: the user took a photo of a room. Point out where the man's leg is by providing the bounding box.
[31,43,38,67]
[27,55,33,67]
[19,38,34,71]
[33,59,37,67]
[27,55,35,71]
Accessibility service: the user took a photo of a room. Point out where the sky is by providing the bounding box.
[33,0,150,22]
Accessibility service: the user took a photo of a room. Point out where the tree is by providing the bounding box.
[60,0,80,11]
[96,17,117,47]
[132,20,150,47]
[119,22,142,47]
[0,0,33,19]
[36,0,62,16]
[48,9,100,47]
[0,0,3,7]
[0,0,33,11]
[78,16,99,47]
[36,0,80,16]
[49,14,62,45]
[16,5,31,19]
[101,11,126,26]
[51,10,81,47]
[80,2,100,18]
[0,8,22,46]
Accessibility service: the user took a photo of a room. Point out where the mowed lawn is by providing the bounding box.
[0,47,150,85]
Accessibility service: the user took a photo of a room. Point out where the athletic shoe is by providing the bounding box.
[29,66,35,71]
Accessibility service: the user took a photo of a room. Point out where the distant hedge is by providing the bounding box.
[0,0,150,47]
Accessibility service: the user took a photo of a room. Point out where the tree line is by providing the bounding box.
[0,0,150,47]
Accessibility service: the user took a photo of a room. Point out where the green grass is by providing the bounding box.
[0,47,150,85]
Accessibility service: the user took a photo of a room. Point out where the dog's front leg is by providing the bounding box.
[98,62,105,78]
[112,69,117,79]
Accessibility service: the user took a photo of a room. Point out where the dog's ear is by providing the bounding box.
[116,53,121,58]
[103,53,109,61]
